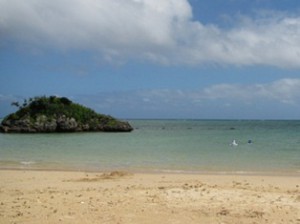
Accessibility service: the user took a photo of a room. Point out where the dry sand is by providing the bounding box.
[0,170,299,224]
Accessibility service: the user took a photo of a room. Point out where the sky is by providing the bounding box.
[1,0,300,119]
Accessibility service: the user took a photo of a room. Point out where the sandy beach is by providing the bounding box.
[0,170,299,224]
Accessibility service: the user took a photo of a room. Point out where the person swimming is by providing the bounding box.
[230,139,238,146]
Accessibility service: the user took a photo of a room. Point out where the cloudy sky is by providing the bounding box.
[1,0,300,119]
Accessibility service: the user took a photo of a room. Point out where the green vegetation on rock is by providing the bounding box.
[1,96,133,133]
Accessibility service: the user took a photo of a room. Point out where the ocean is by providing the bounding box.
[0,120,299,175]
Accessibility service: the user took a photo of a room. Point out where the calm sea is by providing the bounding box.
[0,120,299,175]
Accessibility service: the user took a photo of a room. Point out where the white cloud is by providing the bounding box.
[0,0,192,59]
[1,0,300,67]
[202,78,300,105]
[78,78,300,112]
[1,79,300,118]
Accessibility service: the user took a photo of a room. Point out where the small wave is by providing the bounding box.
[20,161,36,166]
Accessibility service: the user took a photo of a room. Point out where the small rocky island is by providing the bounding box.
[0,96,133,133]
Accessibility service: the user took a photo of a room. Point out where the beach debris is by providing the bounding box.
[217,208,230,216]
[100,171,132,179]
[67,171,133,182]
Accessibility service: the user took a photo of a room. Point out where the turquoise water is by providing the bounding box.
[0,120,300,174]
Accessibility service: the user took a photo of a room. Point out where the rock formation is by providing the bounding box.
[0,96,133,133]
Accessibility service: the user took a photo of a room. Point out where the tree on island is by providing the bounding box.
[0,96,133,133]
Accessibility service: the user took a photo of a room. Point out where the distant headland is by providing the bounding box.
[0,96,133,133]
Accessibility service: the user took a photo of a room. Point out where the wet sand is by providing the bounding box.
[0,170,299,224]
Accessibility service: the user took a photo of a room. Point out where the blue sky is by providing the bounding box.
[1,0,300,119]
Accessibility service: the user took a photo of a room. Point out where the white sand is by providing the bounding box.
[0,170,299,224]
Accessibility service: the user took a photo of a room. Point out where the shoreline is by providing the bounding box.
[0,166,299,177]
[0,169,299,224]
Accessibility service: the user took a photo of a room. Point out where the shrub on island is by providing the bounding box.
[0,96,133,133]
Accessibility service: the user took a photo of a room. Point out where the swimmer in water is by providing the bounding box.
[231,139,238,146]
